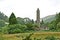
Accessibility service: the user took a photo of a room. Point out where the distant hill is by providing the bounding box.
[41,15,56,23]
[17,17,32,24]
[0,11,57,24]
[0,12,9,27]
[0,12,8,22]
[0,12,33,25]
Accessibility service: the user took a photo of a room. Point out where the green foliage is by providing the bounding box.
[48,12,60,31]
[0,12,8,22]
[24,18,32,24]
[57,22,60,28]
[17,17,25,25]
[42,15,56,23]
[56,12,60,24]
[17,17,34,25]
[31,19,34,24]
[9,12,17,25]
[25,23,34,30]
[56,22,60,31]
[40,19,45,27]
[23,33,33,40]
[45,36,56,40]
[41,19,44,25]
[48,21,56,30]
[1,26,8,34]
[32,23,40,30]
[0,20,6,27]
[33,23,38,27]
[8,24,27,34]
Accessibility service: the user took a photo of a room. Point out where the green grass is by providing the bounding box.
[1,32,60,40]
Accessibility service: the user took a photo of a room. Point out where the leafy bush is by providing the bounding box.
[25,23,34,31]
[56,22,60,31]
[57,22,60,29]
[8,24,27,34]
[1,26,8,34]
[25,23,39,31]
[33,23,39,27]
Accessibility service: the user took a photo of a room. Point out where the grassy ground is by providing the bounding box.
[1,32,60,40]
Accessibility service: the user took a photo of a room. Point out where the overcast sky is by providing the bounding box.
[0,0,60,20]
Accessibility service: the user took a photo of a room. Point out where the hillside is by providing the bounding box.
[0,12,9,27]
[0,12,8,22]
[0,11,57,24]
[41,15,56,23]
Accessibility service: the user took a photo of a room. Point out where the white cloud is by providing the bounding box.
[0,0,60,20]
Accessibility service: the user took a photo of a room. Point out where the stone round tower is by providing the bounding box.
[36,8,40,27]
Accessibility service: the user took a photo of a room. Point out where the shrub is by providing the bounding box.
[25,23,34,30]
[8,24,27,34]
[1,25,8,34]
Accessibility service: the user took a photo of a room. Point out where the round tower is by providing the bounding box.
[36,8,40,27]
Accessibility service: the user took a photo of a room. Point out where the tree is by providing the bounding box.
[0,20,6,27]
[48,12,60,31]
[25,22,33,30]
[31,19,34,24]
[17,17,25,25]
[41,19,44,25]
[56,22,60,31]
[9,12,17,25]
[55,12,60,24]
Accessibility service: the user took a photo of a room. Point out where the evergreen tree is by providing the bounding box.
[56,12,60,23]
[31,19,34,24]
[41,19,44,25]
[9,12,17,25]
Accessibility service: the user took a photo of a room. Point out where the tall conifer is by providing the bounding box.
[9,12,17,25]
